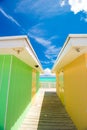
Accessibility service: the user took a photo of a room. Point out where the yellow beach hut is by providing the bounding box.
[52,34,87,130]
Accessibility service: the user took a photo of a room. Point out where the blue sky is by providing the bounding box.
[0,0,87,72]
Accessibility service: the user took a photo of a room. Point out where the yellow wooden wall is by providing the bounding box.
[56,71,64,105]
[60,54,87,130]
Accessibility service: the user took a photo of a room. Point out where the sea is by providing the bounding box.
[39,76,56,88]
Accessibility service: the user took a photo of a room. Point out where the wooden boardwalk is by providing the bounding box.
[19,88,77,130]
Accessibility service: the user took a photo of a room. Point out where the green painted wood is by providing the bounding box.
[5,56,33,130]
[0,55,12,130]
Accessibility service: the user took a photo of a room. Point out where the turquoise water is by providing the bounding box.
[40,77,56,88]
[40,77,56,82]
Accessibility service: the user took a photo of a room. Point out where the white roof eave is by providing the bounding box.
[52,34,87,73]
[0,36,43,73]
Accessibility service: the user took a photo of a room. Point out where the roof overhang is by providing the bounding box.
[52,34,87,73]
[0,35,43,73]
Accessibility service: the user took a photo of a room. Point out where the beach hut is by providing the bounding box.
[0,36,43,130]
[52,34,87,130]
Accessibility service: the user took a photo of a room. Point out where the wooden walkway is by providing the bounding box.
[19,88,77,130]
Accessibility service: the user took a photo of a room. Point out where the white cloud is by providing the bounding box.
[45,46,61,59]
[0,8,21,27]
[41,61,50,64]
[28,28,61,64]
[48,35,58,41]
[35,37,51,46]
[28,33,61,63]
[60,0,65,7]
[28,24,61,65]
[45,46,61,55]
[40,68,55,77]
[28,33,51,47]
[29,23,45,37]
[84,18,87,22]
[80,15,87,22]
[68,0,87,14]
[44,68,55,75]
[15,0,69,18]
[44,45,61,65]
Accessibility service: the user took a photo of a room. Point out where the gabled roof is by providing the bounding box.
[52,34,87,72]
[0,35,43,73]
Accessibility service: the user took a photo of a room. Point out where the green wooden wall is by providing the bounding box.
[0,55,12,130]
[0,55,40,130]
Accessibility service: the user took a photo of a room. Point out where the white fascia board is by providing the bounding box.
[0,35,27,40]
[69,34,87,38]
[0,36,43,73]
[52,39,72,72]
[25,37,43,72]
[0,39,25,48]
[52,35,70,72]
[52,34,87,72]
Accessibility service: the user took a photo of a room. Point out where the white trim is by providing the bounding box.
[0,36,43,73]
[52,34,87,72]
[52,35,71,72]
[4,55,13,130]
[0,35,27,41]
[25,37,42,71]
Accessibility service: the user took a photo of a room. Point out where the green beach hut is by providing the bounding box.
[0,36,43,130]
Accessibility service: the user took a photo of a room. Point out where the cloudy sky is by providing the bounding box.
[0,0,87,72]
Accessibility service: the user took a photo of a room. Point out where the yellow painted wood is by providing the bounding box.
[63,54,87,130]
[56,72,64,105]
